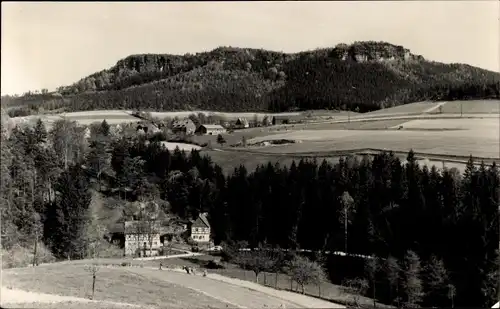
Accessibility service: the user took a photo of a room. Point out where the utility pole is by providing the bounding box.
[349,86,356,124]
[460,102,463,117]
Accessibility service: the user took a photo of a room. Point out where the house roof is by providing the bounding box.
[200,124,224,130]
[109,223,124,234]
[124,220,161,234]
[236,118,249,125]
[191,213,211,228]
[172,119,195,128]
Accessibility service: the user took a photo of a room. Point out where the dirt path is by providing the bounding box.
[125,267,344,308]
[1,287,141,308]
[423,101,447,113]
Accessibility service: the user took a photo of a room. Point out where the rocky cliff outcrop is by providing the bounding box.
[332,41,424,63]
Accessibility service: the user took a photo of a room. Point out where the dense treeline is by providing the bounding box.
[1,113,498,307]
[3,42,499,115]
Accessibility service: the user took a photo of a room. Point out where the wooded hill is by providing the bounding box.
[3,41,500,116]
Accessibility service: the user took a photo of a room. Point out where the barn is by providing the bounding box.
[172,119,196,135]
[196,124,226,135]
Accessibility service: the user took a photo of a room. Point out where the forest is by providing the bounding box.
[2,41,500,117]
[1,113,498,308]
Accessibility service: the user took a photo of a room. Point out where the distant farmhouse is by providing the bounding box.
[262,115,273,126]
[196,124,226,135]
[189,213,211,243]
[172,119,196,135]
[136,123,161,135]
[235,117,249,129]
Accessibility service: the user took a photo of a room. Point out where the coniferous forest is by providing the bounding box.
[1,115,498,308]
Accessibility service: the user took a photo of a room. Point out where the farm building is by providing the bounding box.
[235,117,250,129]
[189,213,211,243]
[172,119,196,135]
[124,220,162,257]
[272,114,305,125]
[196,124,226,135]
[136,123,161,135]
[262,115,273,126]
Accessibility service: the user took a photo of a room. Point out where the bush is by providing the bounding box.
[1,242,56,269]
[207,259,225,269]
[98,243,124,258]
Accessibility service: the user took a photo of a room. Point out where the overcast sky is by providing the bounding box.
[1,1,499,95]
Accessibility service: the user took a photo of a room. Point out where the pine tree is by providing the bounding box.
[402,250,424,307]
[423,255,451,306]
[33,118,48,144]
[49,165,91,259]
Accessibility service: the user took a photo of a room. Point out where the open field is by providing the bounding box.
[394,118,499,131]
[240,115,499,158]
[361,101,439,117]
[2,264,226,308]
[242,130,498,158]
[2,261,343,308]
[1,287,141,309]
[359,100,500,118]
[9,110,140,129]
[160,141,202,151]
[203,148,491,174]
[149,110,354,121]
[439,100,500,114]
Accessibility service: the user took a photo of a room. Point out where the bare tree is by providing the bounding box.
[365,257,381,308]
[32,212,43,267]
[385,256,401,307]
[338,191,355,254]
[83,193,106,301]
[235,248,276,284]
[142,200,162,257]
[341,277,369,308]
[85,263,100,300]
[85,191,106,259]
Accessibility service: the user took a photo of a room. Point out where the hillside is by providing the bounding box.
[3,41,500,116]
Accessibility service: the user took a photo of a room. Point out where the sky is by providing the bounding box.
[1,1,499,96]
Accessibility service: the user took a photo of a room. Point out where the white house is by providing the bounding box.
[190,213,211,243]
[124,221,161,257]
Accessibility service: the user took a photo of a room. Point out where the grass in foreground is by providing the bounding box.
[3,264,227,308]
[1,301,135,309]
